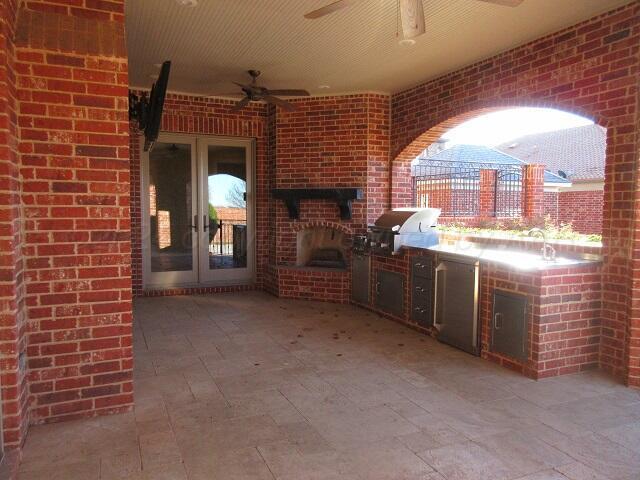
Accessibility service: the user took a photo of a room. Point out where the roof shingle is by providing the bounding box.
[497,124,605,182]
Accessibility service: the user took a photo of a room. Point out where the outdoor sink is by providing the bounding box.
[427,243,602,271]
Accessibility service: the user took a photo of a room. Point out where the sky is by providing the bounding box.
[208,174,246,207]
[441,107,593,147]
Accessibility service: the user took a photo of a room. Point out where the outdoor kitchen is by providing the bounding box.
[351,206,602,379]
[3,1,640,478]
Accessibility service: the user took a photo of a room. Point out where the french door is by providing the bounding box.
[142,134,255,288]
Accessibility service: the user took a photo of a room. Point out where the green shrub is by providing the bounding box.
[437,215,601,243]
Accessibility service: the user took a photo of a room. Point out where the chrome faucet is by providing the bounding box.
[528,228,556,261]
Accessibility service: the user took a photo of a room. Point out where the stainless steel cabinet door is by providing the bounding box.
[376,269,404,317]
[492,290,528,361]
[434,256,479,355]
[352,254,371,305]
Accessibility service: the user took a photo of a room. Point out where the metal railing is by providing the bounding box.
[412,159,523,218]
[209,219,246,256]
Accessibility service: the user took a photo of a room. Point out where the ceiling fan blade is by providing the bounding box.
[475,0,524,6]
[400,0,425,39]
[263,95,296,111]
[230,97,250,112]
[265,89,310,97]
[304,0,364,19]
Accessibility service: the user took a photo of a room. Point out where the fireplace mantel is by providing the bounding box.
[272,188,364,220]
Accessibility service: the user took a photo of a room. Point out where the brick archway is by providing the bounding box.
[390,102,602,209]
[389,2,640,386]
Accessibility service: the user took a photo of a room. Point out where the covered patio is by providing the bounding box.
[16,294,640,479]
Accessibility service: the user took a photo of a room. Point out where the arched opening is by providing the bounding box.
[393,106,605,241]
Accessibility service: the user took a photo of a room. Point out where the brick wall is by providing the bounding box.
[558,189,604,234]
[544,191,559,223]
[390,3,640,386]
[0,0,28,448]
[14,0,133,426]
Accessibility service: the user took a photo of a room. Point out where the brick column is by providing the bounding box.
[479,169,497,218]
[15,1,132,425]
[0,0,28,448]
[523,164,545,220]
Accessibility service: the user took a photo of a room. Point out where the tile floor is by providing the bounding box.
[16,292,640,480]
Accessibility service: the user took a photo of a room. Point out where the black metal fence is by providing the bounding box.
[412,159,523,218]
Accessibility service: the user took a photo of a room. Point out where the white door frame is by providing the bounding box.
[197,135,256,285]
[141,133,256,289]
[141,133,199,288]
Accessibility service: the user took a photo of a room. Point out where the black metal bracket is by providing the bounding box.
[272,188,364,220]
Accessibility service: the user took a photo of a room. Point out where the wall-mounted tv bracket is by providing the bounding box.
[128,91,149,130]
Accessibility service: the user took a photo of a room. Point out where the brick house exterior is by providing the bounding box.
[0,0,638,460]
[500,124,607,234]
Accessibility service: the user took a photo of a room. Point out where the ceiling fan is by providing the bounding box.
[304,0,525,40]
[229,70,310,111]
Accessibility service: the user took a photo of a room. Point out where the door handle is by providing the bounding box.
[433,262,447,329]
[191,215,198,232]
[203,215,209,231]
[494,312,503,330]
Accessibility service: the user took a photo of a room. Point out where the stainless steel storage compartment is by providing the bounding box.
[375,269,404,317]
[351,253,371,305]
[492,290,528,361]
[434,254,480,355]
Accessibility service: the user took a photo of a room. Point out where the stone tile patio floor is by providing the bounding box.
[17,292,640,479]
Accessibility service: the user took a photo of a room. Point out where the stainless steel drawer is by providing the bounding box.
[411,272,432,327]
[411,256,432,279]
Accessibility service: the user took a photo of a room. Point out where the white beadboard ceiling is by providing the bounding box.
[126,0,632,97]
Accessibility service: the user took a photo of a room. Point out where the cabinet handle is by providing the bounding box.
[415,286,424,293]
[433,262,447,328]
[494,312,503,330]
[415,262,422,268]
[376,282,381,295]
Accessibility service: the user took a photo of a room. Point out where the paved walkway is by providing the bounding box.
[17,292,640,479]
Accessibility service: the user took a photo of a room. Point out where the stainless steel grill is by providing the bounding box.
[363,208,441,256]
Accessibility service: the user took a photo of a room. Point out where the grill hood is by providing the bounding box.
[373,208,441,233]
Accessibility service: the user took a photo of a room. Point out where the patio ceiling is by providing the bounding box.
[126,0,633,97]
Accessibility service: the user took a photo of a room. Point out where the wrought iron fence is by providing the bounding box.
[412,159,523,218]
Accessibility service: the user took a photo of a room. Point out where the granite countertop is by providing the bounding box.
[422,243,602,271]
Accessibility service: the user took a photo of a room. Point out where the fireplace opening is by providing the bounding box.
[296,227,347,269]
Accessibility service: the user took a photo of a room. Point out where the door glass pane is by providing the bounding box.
[206,145,247,270]
[148,142,193,272]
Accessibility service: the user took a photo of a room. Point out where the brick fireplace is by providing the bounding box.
[296,225,347,269]
[264,95,390,303]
